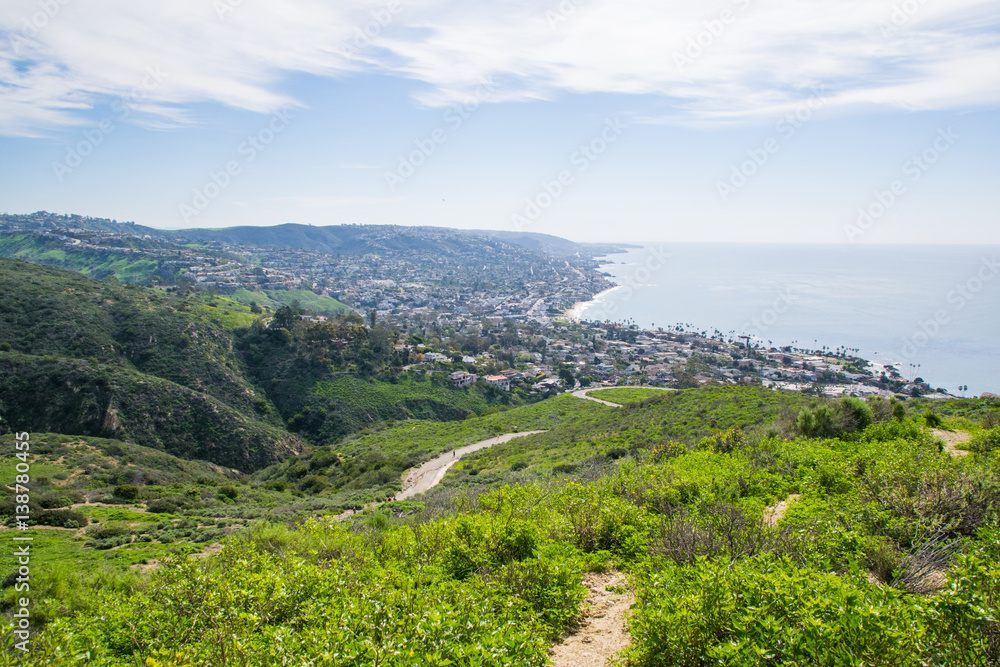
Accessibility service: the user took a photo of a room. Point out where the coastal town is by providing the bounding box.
[1,211,951,400]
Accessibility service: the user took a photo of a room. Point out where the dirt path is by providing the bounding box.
[571,387,674,408]
[932,429,970,457]
[764,494,801,528]
[570,389,623,407]
[397,430,547,500]
[130,542,223,573]
[549,571,634,667]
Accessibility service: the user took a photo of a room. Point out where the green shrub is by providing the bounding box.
[113,485,139,500]
[923,410,943,428]
[146,499,178,514]
[37,492,82,509]
[969,427,1000,454]
[37,509,88,528]
[797,398,873,438]
[218,485,239,500]
[86,525,128,540]
[839,396,874,432]
[623,556,937,666]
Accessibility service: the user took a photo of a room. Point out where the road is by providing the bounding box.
[397,430,548,500]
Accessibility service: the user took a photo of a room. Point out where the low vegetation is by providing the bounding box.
[3,388,997,665]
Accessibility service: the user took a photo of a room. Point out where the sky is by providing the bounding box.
[1,0,998,244]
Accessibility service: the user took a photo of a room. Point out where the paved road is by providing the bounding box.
[397,430,548,500]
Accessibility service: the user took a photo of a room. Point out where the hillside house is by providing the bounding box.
[449,371,478,388]
[484,374,511,391]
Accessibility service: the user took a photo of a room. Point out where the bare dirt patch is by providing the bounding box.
[932,429,970,457]
[764,494,801,528]
[549,571,634,667]
[129,542,224,572]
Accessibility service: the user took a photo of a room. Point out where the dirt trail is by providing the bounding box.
[570,390,622,407]
[549,571,634,667]
[764,494,801,528]
[932,429,970,457]
[397,430,547,500]
[130,542,223,573]
[571,387,674,408]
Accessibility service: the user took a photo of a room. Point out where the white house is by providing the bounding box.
[484,374,511,391]
[448,371,478,388]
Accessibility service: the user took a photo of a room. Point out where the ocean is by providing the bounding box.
[572,244,1000,396]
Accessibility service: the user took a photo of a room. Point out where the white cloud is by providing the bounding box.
[1,0,999,136]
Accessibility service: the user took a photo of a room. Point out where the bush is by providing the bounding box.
[86,525,128,540]
[298,476,327,494]
[624,557,927,666]
[796,405,835,438]
[839,396,873,432]
[37,509,88,528]
[923,410,943,428]
[37,492,83,509]
[219,485,239,500]
[796,398,872,438]
[969,427,1000,455]
[146,499,178,514]
[113,485,139,501]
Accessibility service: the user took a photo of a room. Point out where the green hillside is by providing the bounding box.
[7,390,998,665]
[226,287,351,314]
[3,257,997,666]
[0,259,537,469]
[0,259,300,469]
[0,233,164,283]
[0,353,299,470]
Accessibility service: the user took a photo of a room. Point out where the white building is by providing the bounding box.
[484,374,511,391]
[449,371,478,388]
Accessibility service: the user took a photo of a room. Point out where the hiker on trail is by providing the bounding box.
[453,451,456,457]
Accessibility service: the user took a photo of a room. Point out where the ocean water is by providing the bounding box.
[574,244,1000,396]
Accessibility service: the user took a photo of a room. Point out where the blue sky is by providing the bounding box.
[1,0,998,244]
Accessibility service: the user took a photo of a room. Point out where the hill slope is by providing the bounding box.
[0,258,301,470]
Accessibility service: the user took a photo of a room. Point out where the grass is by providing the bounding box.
[226,287,351,314]
[188,302,258,329]
[255,394,605,506]
[313,375,493,415]
[12,407,1000,665]
[0,234,164,283]
[585,387,673,404]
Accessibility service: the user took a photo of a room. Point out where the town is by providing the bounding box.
[0,211,949,400]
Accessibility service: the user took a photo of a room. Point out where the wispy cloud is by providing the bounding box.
[1,0,999,137]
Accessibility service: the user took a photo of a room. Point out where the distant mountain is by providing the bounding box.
[2,211,633,260]
[0,210,167,237]
[463,229,633,257]
[169,222,630,257]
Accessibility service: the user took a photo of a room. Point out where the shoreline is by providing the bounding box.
[564,285,623,322]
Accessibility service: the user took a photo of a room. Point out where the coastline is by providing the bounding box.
[561,244,999,396]
[565,252,624,322]
[565,285,622,322]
